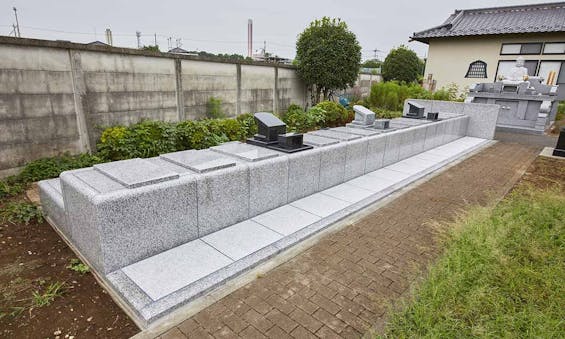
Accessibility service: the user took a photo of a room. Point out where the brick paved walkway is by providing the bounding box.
[156,142,539,339]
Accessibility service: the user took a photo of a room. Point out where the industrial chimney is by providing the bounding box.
[248,19,253,58]
[105,28,113,46]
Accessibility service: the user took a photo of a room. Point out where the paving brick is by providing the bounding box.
[287,294,319,315]
[239,326,267,339]
[266,309,299,333]
[213,326,237,338]
[220,312,248,334]
[315,326,341,339]
[160,328,187,339]
[336,309,371,333]
[193,310,224,333]
[244,295,272,315]
[266,325,294,339]
[289,308,323,333]
[290,326,318,339]
[266,294,296,315]
[313,308,347,333]
[243,309,274,333]
[309,293,341,315]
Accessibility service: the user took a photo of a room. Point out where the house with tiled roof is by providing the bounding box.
[411,2,565,94]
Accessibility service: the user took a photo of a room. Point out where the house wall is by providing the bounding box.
[424,32,565,92]
[0,36,306,177]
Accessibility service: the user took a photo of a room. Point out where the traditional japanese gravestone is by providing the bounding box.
[346,105,376,129]
[405,101,425,119]
[552,127,565,157]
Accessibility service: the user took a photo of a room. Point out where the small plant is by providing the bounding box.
[0,201,43,225]
[206,96,225,119]
[66,259,90,275]
[31,282,65,308]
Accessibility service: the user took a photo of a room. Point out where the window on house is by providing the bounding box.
[538,61,562,84]
[495,60,539,80]
[500,43,542,55]
[465,60,487,78]
[543,42,565,54]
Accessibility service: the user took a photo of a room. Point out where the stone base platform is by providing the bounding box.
[44,136,491,328]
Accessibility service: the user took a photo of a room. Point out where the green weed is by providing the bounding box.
[0,201,43,225]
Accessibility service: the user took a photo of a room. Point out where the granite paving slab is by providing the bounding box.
[210,141,281,162]
[121,239,232,301]
[252,205,321,236]
[331,126,381,136]
[347,174,397,192]
[290,192,352,217]
[302,134,340,147]
[366,168,412,183]
[201,220,283,260]
[72,169,125,193]
[160,150,236,173]
[309,129,362,141]
[93,159,179,189]
[321,183,375,203]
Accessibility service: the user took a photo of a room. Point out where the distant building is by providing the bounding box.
[86,41,109,47]
[411,2,565,93]
[167,47,197,55]
[252,50,292,64]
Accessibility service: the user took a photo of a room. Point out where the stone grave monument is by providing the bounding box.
[346,105,376,128]
[553,127,565,157]
[247,112,312,153]
[405,101,425,119]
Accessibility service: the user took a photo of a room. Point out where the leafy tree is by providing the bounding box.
[295,17,361,105]
[142,45,160,52]
[381,46,424,83]
[361,59,382,69]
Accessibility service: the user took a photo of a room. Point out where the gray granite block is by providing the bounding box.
[38,179,68,237]
[303,134,340,147]
[210,141,280,162]
[291,193,351,218]
[161,149,236,173]
[60,170,199,274]
[330,126,381,136]
[252,205,321,236]
[365,134,387,172]
[310,129,362,141]
[423,123,438,151]
[410,125,427,156]
[94,158,179,189]
[461,102,499,139]
[344,138,369,181]
[287,148,322,202]
[398,128,416,161]
[382,130,403,166]
[395,118,432,125]
[196,165,250,237]
[389,121,413,129]
[347,174,397,193]
[121,239,233,301]
[318,142,347,190]
[365,167,412,183]
[431,100,465,115]
[202,220,282,260]
[247,155,289,217]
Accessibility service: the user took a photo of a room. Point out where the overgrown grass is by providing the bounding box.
[382,187,565,338]
[31,282,66,308]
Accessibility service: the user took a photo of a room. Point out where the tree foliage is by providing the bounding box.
[361,59,382,69]
[382,46,424,83]
[295,17,361,105]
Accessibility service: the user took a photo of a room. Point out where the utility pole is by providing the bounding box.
[154,33,157,47]
[136,31,141,48]
[12,7,21,37]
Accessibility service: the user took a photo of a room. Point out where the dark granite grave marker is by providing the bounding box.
[405,101,425,119]
[247,113,313,153]
[427,112,439,121]
[552,127,565,157]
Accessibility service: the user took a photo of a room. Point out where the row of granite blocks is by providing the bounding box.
[39,110,478,275]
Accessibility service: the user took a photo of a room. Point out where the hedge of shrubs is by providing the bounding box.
[364,81,465,112]
[0,101,355,199]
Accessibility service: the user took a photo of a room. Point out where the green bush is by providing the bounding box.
[284,106,327,133]
[17,153,106,183]
[236,113,258,138]
[206,97,225,119]
[314,101,349,127]
[0,201,43,225]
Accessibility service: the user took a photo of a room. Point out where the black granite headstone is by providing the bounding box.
[247,113,313,153]
[427,112,439,121]
[552,127,565,157]
[405,102,425,119]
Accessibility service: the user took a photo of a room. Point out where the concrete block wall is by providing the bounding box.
[0,37,306,177]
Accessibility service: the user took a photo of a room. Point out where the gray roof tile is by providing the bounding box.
[412,2,565,42]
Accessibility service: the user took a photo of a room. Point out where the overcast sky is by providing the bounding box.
[2,0,553,59]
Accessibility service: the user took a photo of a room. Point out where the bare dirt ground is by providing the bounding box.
[0,193,138,338]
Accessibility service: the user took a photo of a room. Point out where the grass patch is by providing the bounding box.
[66,259,90,275]
[382,187,565,338]
[0,201,43,225]
[31,281,66,308]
